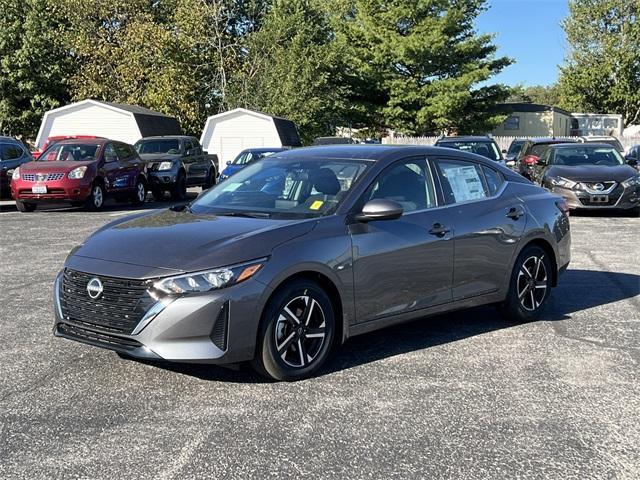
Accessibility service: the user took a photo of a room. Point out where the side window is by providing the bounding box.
[114,143,132,160]
[1,143,24,160]
[367,158,437,213]
[436,159,488,204]
[103,144,118,163]
[184,139,194,154]
[482,165,504,196]
[191,138,202,155]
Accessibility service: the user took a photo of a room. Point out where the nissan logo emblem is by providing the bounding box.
[86,277,104,299]
[594,183,605,191]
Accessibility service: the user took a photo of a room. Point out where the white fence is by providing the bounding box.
[384,135,640,152]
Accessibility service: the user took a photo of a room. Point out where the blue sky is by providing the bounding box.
[476,0,569,87]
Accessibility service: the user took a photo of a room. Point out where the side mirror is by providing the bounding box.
[354,199,403,222]
[226,160,231,165]
[501,149,507,154]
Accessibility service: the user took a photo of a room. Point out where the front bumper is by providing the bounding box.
[11,178,91,202]
[53,270,269,364]
[548,184,640,210]
[149,169,178,188]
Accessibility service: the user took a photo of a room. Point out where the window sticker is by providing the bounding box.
[309,200,324,210]
[444,165,485,202]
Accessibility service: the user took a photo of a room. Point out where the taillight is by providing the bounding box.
[555,199,570,215]
[523,155,539,166]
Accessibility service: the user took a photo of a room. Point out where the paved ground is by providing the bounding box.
[0,198,638,479]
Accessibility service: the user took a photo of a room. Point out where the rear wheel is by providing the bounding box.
[499,245,552,322]
[16,200,37,212]
[170,171,187,200]
[130,178,146,206]
[252,279,335,381]
[84,182,105,211]
[204,167,216,189]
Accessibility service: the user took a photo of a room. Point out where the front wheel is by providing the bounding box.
[252,279,335,381]
[204,167,216,189]
[16,200,37,212]
[499,245,553,322]
[84,183,105,211]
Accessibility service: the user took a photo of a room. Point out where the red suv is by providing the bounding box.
[11,138,147,212]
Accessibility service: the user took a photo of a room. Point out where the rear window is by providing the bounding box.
[437,140,501,161]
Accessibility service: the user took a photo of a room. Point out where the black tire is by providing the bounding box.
[252,279,335,381]
[151,187,165,202]
[499,245,553,323]
[84,182,105,211]
[170,171,187,201]
[15,200,37,212]
[204,167,216,190]
[130,177,147,206]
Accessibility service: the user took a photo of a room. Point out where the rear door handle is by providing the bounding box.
[429,223,450,237]
[506,206,525,220]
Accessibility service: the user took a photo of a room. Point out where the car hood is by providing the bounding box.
[20,160,96,172]
[547,164,637,182]
[139,153,181,163]
[69,208,317,275]
[221,165,243,176]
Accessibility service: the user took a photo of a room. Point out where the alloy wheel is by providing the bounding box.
[517,255,548,311]
[93,186,103,208]
[136,182,145,202]
[274,295,327,368]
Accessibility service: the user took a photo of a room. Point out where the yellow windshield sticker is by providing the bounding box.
[310,200,324,210]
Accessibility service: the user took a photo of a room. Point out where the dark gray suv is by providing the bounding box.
[54,146,571,380]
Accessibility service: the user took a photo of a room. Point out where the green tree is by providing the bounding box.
[0,0,72,142]
[558,0,640,126]
[338,0,514,135]
[508,84,561,107]
[226,0,350,143]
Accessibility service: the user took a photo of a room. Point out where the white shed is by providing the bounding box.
[35,99,182,149]
[200,108,301,167]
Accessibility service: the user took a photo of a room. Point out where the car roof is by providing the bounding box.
[241,147,286,153]
[549,142,619,149]
[137,135,191,141]
[50,138,107,146]
[437,136,494,142]
[0,136,22,143]
[527,137,577,144]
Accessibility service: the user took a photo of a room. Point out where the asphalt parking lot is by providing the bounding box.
[0,198,638,479]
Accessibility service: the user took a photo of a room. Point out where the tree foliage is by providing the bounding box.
[508,84,561,107]
[558,0,640,126]
[0,0,72,141]
[0,0,514,142]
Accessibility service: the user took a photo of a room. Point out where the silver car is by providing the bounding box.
[54,146,571,380]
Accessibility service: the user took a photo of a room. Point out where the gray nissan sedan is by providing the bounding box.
[54,145,571,380]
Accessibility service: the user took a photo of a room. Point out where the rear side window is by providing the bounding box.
[0,143,24,160]
[482,166,504,196]
[436,159,487,204]
[114,143,134,160]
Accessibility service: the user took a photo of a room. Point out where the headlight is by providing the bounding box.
[621,175,640,188]
[152,259,266,295]
[548,176,577,189]
[68,166,87,179]
[12,167,20,180]
[158,161,173,171]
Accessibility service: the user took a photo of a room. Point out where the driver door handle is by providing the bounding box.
[429,223,450,237]
[506,206,525,220]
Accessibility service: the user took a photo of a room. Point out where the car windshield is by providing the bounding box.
[135,140,180,154]
[191,157,370,218]
[551,147,624,166]
[438,141,501,161]
[233,151,280,166]
[39,143,100,162]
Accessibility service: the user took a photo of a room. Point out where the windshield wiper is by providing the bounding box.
[215,210,272,219]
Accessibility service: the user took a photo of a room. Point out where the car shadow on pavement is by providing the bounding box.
[134,268,639,382]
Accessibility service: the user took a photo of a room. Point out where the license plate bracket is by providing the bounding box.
[32,185,47,194]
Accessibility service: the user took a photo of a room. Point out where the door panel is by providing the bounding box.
[350,157,454,323]
[434,158,526,300]
[102,144,125,193]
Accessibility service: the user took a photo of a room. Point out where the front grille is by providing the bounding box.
[580,181,617,194]
[57,322,143,351]
[60,269,155,334]
[22,172,65,182]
